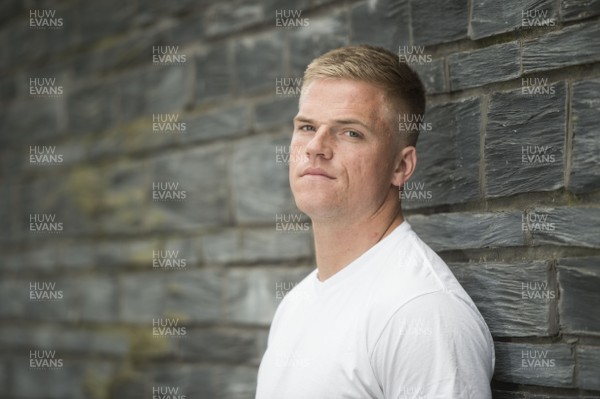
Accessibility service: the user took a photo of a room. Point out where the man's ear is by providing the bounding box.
[391,145,417,187]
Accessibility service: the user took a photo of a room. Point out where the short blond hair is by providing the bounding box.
[301,45,426,146]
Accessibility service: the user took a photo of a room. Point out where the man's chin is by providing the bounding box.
[294,197,340,221]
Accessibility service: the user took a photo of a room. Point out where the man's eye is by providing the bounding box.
[300,125,315,132]
[345,130,361,138]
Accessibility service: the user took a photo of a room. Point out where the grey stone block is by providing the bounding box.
[134,0,199,28]
[162,12,205,46]
[523,22,600,73]
[75,276,118,323]
[289,10,348,76]
[490,391,526,399]
[411,59,447,94]
[114,70,146,123]
[0,76,16,106]
[75,0,138,45]
[25,279,79,322]
[561,0,600,21]
[568,78,600,193]
[4,99,61,141]
[204,0,266,37]
[120,270,221,323]
[68,83,116,135]
[2,245,59,271]
[485,83,566,197]
[178,329,261,364]
[531,207,600,248]
[557,257,600,335]
[202,229,242,264]
[0,280,25,318]
[97,160,149,235]
[255,97,298,131]
[12,360,85,399]
[92,239,158,268]
[224,267,312,324]
[220,366,258,399]
[195,43,232,103]
[165,271,222,322]
[0,326,128,356]
[38,8,79,56]
[349,0,410,50]
[231,134,297,223]
[184,105,249,143]
[494,342,574,387]
[412,0,469,45]
[144,66,189,114]
[163,237,200,268]
[448,42,520,90]
[406,97,480,209]
[0,360,5,391]
[93,29,171,75]
[236,31,284,93]
[144,364,217,398]
[449,261,557,337]
[471,0,556,39]
[577,346,600,390]
[407,212,524,251]
[145,143,230,230]
[203,227,313,264]
[6,22,44,67]
[0,0,20,24]
[241,228,312,262]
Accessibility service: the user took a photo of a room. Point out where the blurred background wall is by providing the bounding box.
[1,0,599,398]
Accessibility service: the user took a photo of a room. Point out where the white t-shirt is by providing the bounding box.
[256,221,495,399]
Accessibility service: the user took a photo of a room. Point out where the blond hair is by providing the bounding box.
[301,45,426,146]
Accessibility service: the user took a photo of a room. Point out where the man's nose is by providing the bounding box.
[305,126,333,160]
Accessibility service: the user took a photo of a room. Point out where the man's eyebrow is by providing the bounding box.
[334,119,370,129]
[293,116,314,124]
[293,116,371,129]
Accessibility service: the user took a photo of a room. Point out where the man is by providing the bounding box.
[256,45,494,398]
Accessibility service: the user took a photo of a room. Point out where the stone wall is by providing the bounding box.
[1,0,599,398]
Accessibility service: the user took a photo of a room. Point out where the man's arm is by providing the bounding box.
[369,291,494,399]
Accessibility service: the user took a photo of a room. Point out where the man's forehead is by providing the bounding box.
[298,79,386,122]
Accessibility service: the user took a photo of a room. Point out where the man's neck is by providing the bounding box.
[312,200,404,282]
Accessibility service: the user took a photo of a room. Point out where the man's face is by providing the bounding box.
[289,78,402,222]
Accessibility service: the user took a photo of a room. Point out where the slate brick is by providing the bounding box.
[449,261,557,337]
[557,257,600,335]
[485,83,566,197]
[195,43,232,103]
[568,78,600,193]
[349,0,410,50]
[561,0,600,21]
[231,134,297,223]
[184,105,249,143]
[577,346,600,390]
[406,97,480,208]
[523,22,600,73]
[289,10,348,76]
[448,42,521,91]
[494,342,574,387]
[412,0,469,45]
[407,211,524,251]
[471,0,556,39]
[530,207,600,248]
[224,267,312,324]
[202,227,312,264]
[145,143,230,230]
[411,59,447,94]
[236,31,284,94]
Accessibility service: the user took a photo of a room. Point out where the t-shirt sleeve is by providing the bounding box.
[369,291,494,399]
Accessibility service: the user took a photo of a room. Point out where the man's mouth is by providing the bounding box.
[301,167,335,179]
